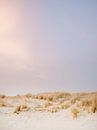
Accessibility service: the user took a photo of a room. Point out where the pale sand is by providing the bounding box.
[0,107,97,130]
[0,92,97,130]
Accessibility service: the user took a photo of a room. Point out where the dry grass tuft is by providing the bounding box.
[71,108,79,118]
[0,95,6,99]
[14,105,29,114]
[48,107,58,113]
[25,93,33,98]
[44,101,52,108]
[0,98,7,107]
[61,103,69,109]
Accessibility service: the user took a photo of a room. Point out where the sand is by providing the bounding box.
[0,92,97,130]
[0,106,97,130]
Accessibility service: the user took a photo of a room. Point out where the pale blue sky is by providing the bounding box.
[0,0,97,94]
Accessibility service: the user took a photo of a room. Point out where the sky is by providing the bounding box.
[0,0,97,95]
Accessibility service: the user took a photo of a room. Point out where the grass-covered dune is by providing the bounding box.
[0,92,97,118]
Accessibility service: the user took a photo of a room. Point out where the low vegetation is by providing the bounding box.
[0,92,97,117]
[71,108,79,118]
[14,105,29,114]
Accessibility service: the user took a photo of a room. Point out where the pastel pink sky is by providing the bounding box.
[0,0,97,95]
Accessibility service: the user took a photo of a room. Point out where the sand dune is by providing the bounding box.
[0,92,97,130]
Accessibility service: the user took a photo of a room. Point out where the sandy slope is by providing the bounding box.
[0,92,97,130]
[0,108,97,130]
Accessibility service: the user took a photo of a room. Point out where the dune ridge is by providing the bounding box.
[0,92,97,118]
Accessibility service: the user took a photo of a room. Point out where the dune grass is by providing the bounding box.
[0,92,97,117]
